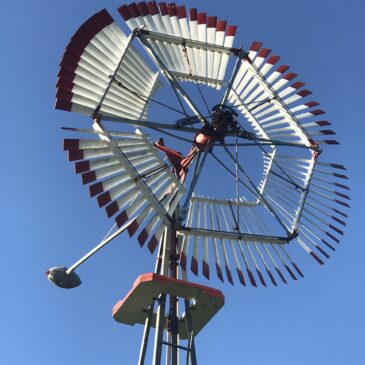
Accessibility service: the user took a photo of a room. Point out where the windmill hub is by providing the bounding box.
[194,104,255,147]
[211,104,239,136]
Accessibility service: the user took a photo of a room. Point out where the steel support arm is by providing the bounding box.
[220,51,246,106]
[101,116,200,133]
[139,29,241,56]
[178,227,294,244]
[222,146,291,235]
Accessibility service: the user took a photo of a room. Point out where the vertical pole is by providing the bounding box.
[138,230,167,364]
[168,223,179,365]
[152,227,171,365]
[166,332,172,365]
[138,303,155,365]
[143,219,193,365]
[184,300,197,365]
[153,294,167,365]
[179,230,197,365]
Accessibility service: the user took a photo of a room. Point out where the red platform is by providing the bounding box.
[113,273,225,339]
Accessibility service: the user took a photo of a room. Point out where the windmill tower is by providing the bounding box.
[47,3,349,364]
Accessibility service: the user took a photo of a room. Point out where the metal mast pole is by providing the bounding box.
[152,228,170,365]
[168,219,179,365]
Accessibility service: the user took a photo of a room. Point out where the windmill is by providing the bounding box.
[46,2,350,364]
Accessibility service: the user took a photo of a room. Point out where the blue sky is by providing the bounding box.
[1,0,364,364]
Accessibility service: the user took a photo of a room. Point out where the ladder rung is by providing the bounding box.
[161,341,190,352]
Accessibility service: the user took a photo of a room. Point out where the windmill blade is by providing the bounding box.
[214,203,234,285]
[227,41,342,147]
[208,200,224,282]
[56,9,162,120]
[202,201,210,279]
[223,204,258,287]
[178,195,302,287]
[63,125,185,253]
[191,198,201,276]
[179,151,349,286]
[119,2,238,87]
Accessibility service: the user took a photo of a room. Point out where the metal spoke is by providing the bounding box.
[113,77,188,116]
[235,137,240,232]
[209,151,259,200]
[230,96,274,110]
[222,145,291,235]
[136,29,208,126]
[180,144,212,219]
[168,78,189,117]
[253,140,305,191]
[255,137,319,151]
[174,115,213,127]
[147,126,194,144]
[93,31,136,117]
[101,116,200,133]
[220,50,246,106]
[220,140,314,149]
[182,41,212,118]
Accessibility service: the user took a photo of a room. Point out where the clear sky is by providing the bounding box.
[1,0,364,364]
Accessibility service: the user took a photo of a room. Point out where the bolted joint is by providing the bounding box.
[233,47,248,59]
[178,205,188,222]
[287,229,299,242]
[132,25,145,38]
